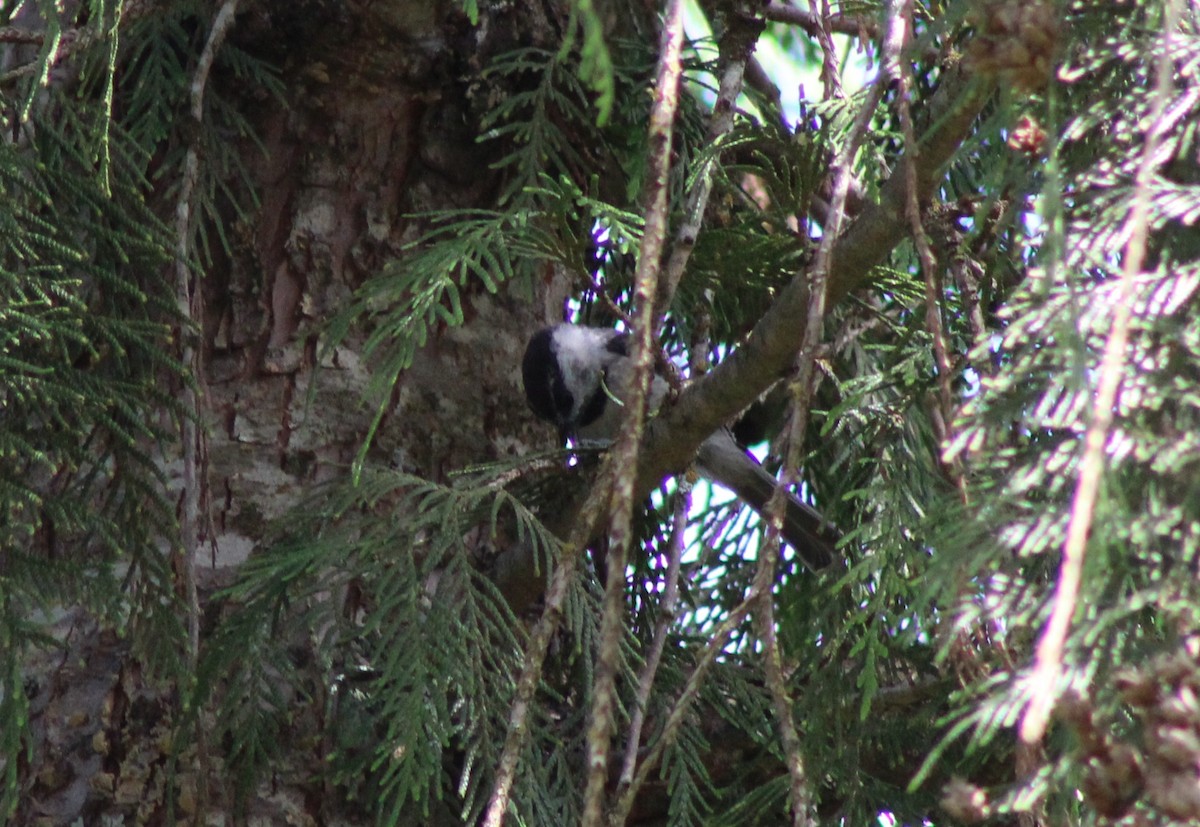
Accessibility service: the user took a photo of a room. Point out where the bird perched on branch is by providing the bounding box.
[521,323,837,571]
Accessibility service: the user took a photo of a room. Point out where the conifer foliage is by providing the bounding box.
[2,0,1200,825]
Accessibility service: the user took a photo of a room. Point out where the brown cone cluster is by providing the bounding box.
[1064,636,1200,821]
[967,0,1060,91]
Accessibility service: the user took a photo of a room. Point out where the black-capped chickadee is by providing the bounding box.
[521,323,837,570]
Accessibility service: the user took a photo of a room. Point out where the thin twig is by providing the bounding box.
[891,1,965,499]
[172,0,240,816]
[1019,0,1183,745]
[801,0,856,232]
[0,25,51,44]
[951,255,990,373]
[892,0,997,802]
[175,0,238,675]
[763,2,876,39]
[587,270,634,327]
[611,584,761,825]
[752,552,812,825]
[785,0,899,438]
[482,530,586,827]
[582,2,687,823]
[616,474,690,790]
[754,4,910,821]
[658,7,763,318]
[807,0,845,100]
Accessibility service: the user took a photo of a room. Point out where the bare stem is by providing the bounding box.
[890,0,965,499]
[658,7,762,318]
[1020,0,1183,745]
[172,0,240,817]
[611,585,762,825]
[754,4,912,821]
[763,2,876,38]
[807,0,845,100]
[482,534,586,827]
[582,1,687,823]
[753,553,812,826]
[616,474,690,790]
[175,0,237,675]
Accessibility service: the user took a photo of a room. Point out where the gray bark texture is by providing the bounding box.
[19,1,617,823]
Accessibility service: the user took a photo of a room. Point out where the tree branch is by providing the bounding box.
[658,6,764,317]
[617,473,690,791]
[172,0,240,815]
[1019,0,1184,747]
[763,2,877,39]
[583,1,688,822]
[633,64,993,505]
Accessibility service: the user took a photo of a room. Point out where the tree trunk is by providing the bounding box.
[20,2,614,823]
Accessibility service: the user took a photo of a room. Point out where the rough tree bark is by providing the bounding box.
[15,0,993,822]
[20,2,633,823]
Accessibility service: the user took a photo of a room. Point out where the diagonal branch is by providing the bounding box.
[172,0,240,817]
[657,6,764,317]
[1018,0,1184,746]
[175,0,239,673]
[583,0,688,822]
[633,65,993,505]
[763,1,877,39]
[753,3,912,821]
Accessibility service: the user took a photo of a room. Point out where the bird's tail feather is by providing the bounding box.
[695,431,837,571]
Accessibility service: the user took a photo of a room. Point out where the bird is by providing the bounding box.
[521,323,837,570]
